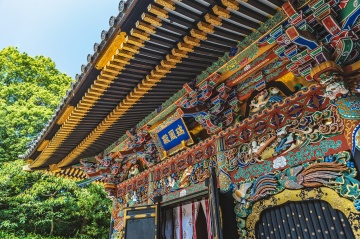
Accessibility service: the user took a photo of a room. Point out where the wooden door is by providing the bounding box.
[256,200,355,239]
[208,167,223,239]
[123,205,159,239]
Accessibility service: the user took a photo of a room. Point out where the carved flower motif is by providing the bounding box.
[273,156,287,169]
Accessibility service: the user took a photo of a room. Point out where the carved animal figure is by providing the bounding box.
[128,164,139,179]
[247,173,278,202]
[249,88,283,114]
[356,83,360,93]
[267,87,283,105]
[233,173,277,203]
[79,159,96,174]
[167,175,176,188]
[178,165,194,188]
[249,89,269,112]
[279,162,347,189]
[233,182,252,204]
[324,81,349,100]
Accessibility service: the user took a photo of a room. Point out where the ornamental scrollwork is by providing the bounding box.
[233,151,360,238]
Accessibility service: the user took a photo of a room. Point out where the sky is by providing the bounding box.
[0,0,119,78]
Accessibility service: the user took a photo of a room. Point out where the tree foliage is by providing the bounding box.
[0,47,112,238]
[0,46,73,162]
[0,160,112,238]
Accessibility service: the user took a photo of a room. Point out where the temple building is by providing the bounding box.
[21,0,360,238]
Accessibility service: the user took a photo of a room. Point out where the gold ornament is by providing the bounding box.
[213,5,230,18]
[221,0,239,10]
[197,21,214,34]
[141,13,162,26]
[183,36,200,46]
[136,21,156,34]
[190,29,207,40]
[148,4,168,18]
[205,13,222,26]
[154,0,175,10]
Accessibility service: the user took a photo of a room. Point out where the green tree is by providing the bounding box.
[0,47,111,238]
[0,160,111,238]
[0,46,73,162]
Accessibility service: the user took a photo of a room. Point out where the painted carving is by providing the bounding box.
[117,172,150,208]
[233,182,252,206]
[79,158,96,174]
[127,164,139,179]
[320,72,350,100]
[125,127,148,148]
[78,125,161,187]
[104,183,117,199]
[110,171,150,239]
[233,151,360,238]
[278,160,347,189]
[254,0,360,81]
[249,87,283,115]
[272,156,287,169]
[152,160,210,199]
[178,73,240,134]
[121,126,160,164]
[79,1,360,238]
[353,124,360,155]
[217,103,345,192]
[178,74,221,109]
[234,173,278,204]
[312,65,360,119]
[177,165,194,189]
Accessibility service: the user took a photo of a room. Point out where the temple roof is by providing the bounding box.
[21,0,284,170]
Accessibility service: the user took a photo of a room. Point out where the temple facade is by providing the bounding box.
[22,0,360,238]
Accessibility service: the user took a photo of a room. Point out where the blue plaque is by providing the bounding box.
[157,118,191,151]
[150,113,194,159]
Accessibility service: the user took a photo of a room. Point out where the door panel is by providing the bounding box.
[123,205,158,239]
[208,167,223,239]
[256,200,355,239]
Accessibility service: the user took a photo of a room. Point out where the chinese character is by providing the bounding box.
[162,134,170,144]
[168,129,177,140]
[176,125,185,136]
